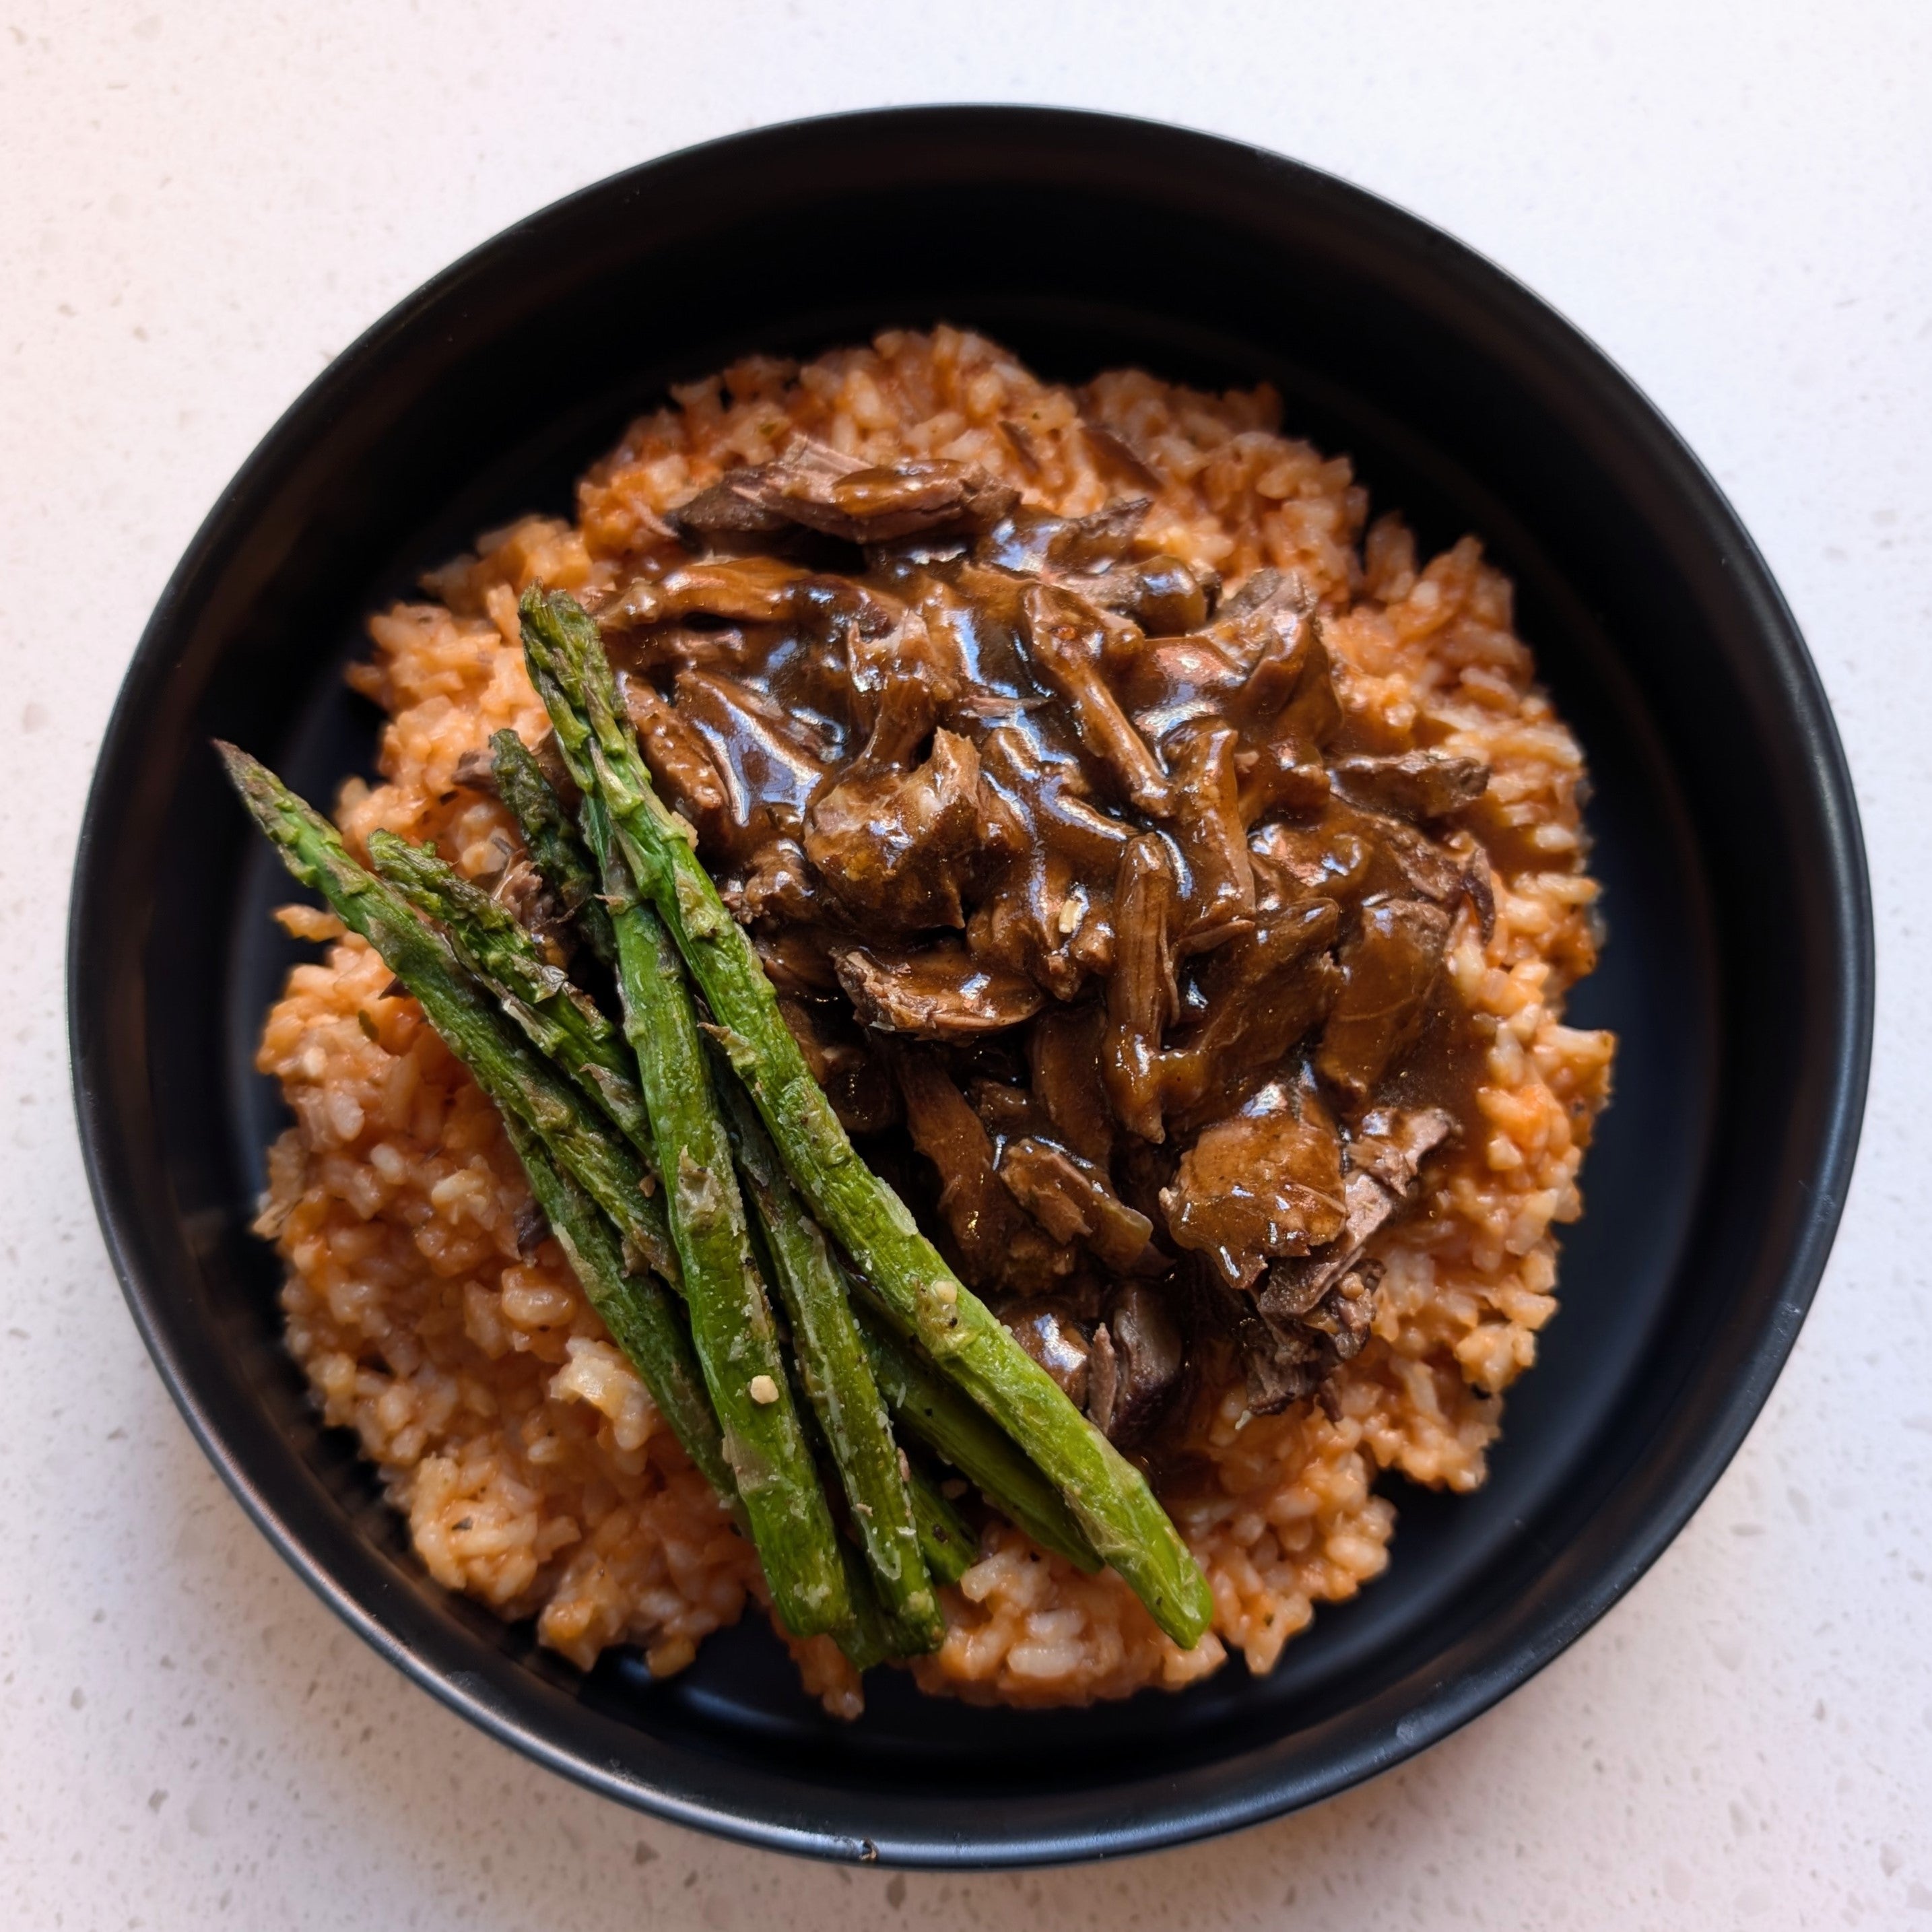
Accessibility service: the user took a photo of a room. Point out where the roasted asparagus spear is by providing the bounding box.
[366,829,648,1147]
[717,1070,941,1651]
[218,746,706,1467]
[489,727,619,969]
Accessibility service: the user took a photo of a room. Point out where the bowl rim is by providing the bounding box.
[68,103,1874,1866]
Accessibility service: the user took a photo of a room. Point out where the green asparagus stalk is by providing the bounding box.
[827,1533,896,1673]
[618,892,851,1640]
[519,590,1212,1648]
[366,829,650,1147]
[215,745,703,1422]
[494,1106,735,1502]
[904,1459,977,1588]
[490,728,618,968]
[714,1069,941,1653]
[514,731,851,1644]
[856,1312,1100,1574]
[409,808,894,1664]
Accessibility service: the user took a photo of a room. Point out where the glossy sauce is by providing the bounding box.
[594,492,1498,1443]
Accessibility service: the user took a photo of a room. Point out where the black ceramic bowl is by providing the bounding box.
[69,107,1871,1866]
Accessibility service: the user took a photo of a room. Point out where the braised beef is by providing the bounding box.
[997,1135,1154,1271]
[1116,634,1244,745]
[1231,1262,1384,1415]
[1161,1081,1348,1290]
[1002,1300,1092,1406]
[975,723,1136,873]
[996,419,1044,477]
[1162,898,1341,1131]
[622,679,732,848]
[677,442,1019,547]
[1166,722,1257,954]
[451,745,499,793]
[1020,585,1176,816]
[891,1046,1071,1294]
[1377,817,1477,907]
[1225,596,1329,739]
[1222,1104,1454,1411]
[1079,421,1165,493]
[1101,835,1180,1142]
[1073,555,1216,636]
[674,668,832,860]
[1088,1281,1185,1446]
[1248,813,1375,906]
[1026,1003,1114,1164]
[1255,1107,1453,1321]
[589,453,1524,1438]
[727,836,819,926]
[776,993,900,1135]
[602,554,814,628]
[1350,1104,1456,1195]
[1331,750,1490,821]
[976,498,1151,574]
[803,726,981,927]
[1463,853,1498,940]
[1216,566,1289,625]
[529,729,582,811]
[490,855,574,968]
[834,940,1044,1039]
[752,927,842,996]
[671,438,859,539]
[978,506,1217,634]
[968,1075,1044,1139]
[1314,898,1451,1105]
[513,1195,552,1260]
[1237,743,1331,825]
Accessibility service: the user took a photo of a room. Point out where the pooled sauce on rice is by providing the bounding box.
[255,329,1615,1715]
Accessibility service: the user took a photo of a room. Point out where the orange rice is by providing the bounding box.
[254,327,1614,1716]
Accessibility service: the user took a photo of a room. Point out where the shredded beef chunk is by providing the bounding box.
[1231,1262,1385,1415]
[1102,834,1180,1141]
[892,1046,1071,1294]
[1330,751,1490,821]
[976,498,1152,574]
[998,1135,1154,1272]
[490,855,574,967]
[1162,900,1341,1132]
[622,679,732,848]
[1026,1003,1115,1164]
[804,725,981,927]
[674,669,831,830]
[1001,1300,1093,1407]
[611,444,1519,1435]
[1240,1106,1455,1409]
[776,991,900,1136]
[1074,555,1217,636]
[1021,585,1176,816]
[1088,1282,1185,1446]
[678,442,1020,546]
[1162,1081,1347,1291]
[1218,1106,1455,1415]
[834,940,1044,1039]
[1166,722,1255,953]
[601,553,814,628]
[1315,898,1451,1106]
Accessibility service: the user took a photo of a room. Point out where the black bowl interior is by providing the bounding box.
[70,108,1869,1866]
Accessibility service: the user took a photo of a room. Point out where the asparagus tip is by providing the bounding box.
[211,737,255,787]
[213,739,292,840]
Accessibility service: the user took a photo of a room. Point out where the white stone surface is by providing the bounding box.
[3,1,1929,1923]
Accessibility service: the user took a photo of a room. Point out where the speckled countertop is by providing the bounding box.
[4,3,1929,1925]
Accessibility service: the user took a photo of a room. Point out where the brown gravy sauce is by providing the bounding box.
[594,506,1500,1446]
